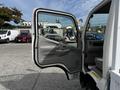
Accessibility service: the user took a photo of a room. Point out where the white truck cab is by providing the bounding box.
[0,30,19,42]
[32,0,120,90]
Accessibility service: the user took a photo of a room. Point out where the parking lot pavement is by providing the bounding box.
[0,43,81,90]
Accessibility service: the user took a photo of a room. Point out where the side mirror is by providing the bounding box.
[32,8,82,75]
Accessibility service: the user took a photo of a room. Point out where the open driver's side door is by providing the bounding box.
[32,8,82,79]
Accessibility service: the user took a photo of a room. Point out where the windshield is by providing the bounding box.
[86,13,109,40]
[20,33,29,36]
[0,31,7,34]
[89,14,108,33]
[20,30,30,36]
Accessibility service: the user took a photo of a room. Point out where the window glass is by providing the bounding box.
[38,12,77,47]
[86,14,109,40]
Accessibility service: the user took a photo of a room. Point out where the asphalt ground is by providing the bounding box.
[0,43,81,90]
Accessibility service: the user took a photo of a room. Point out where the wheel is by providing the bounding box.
[79,72,87,88]
[79,73,99,90]
[15,38,19,43]
[6,38,10,43]
[85,74,99,90]
[26,39,30,43]
[27,38,32,43]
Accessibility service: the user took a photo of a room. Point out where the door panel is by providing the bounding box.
[38,36,82,73]
[33,8,82,74]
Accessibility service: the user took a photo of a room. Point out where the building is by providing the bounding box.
[21,21,31,27]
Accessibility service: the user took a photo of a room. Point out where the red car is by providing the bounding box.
[15,31,32,43]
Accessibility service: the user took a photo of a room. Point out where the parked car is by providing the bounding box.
[44,34,64,42]
[15,30,31,43]
[0,30,19,43]
[86,32,104,40]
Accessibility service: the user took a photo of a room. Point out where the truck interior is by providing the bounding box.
[84,0,111,76]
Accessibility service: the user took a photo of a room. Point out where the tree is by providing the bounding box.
[11,7,22,23]
[0,6,23,27]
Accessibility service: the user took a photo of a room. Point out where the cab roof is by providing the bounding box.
[91,0,111,14]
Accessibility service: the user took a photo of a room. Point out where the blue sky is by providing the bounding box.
[0,0,102,22]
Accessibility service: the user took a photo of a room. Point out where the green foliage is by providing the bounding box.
[1,23,16,29]
[0,6,22,26]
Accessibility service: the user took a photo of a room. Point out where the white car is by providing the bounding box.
[0,30,19,43]
[44,34,64,42]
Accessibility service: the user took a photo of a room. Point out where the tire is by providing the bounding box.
[6,38,10,43]
[79,72,99,90]
[85,74,99,90]
[29,39,32,43]
[26,39,29,43]
[15,38,18,43]
[27,38,32,43]
[79,72,86,88]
